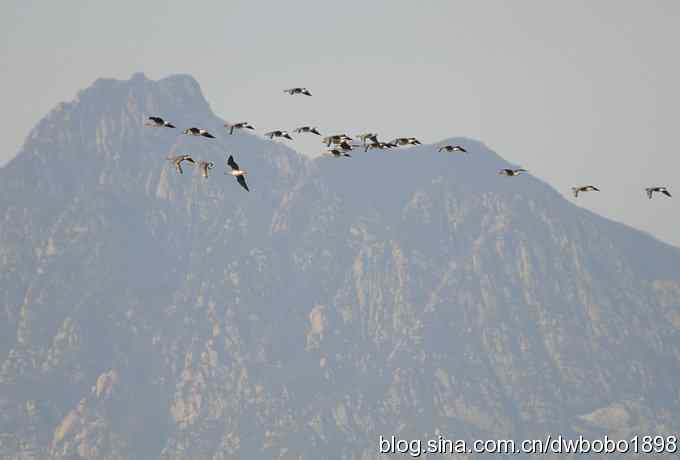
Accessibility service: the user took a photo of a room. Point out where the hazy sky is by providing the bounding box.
[2,1,679,246]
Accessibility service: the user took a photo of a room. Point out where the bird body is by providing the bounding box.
[146,116,176,128]
[183,127,216,138]
[391,137,421,146]
[365,141,396,152]
[646,186,671,199]
[225,122,254,135]
[572,185,600,197]
[323,134,352,147]
[294,126,322,135]
[226,155,249,191]
[439,145,467,153]
[167,154,195,175]
[284,87,312,96]
[265,130,293,140]
[498,168,528,177]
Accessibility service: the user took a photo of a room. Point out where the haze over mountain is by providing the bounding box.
[0,74,679,459]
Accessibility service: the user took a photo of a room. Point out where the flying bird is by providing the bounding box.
[323,134,353,147]
[645,186,671,199]
[284,87,312,96]
[364,141,396,152]
[183,127,216,139]
[167,154,195,175]
[439,145,467,153]
[391,137,421,146]
[197,160,215,178]
[336,140,358,151]
[146,116,176,128]
[225,122,254,135]
[226,155,249,191]
[294,126,322,135]
[498,168,528,176]
[265,130,293,140]
[572,185,600,198]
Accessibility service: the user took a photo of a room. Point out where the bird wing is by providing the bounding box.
[237,175,249,191]
[149,116,163,124]
[202,132,215,138]
[227,155,239,170]
[663,189,672,197]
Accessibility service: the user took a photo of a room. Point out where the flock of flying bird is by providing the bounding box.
[147,87,673,200]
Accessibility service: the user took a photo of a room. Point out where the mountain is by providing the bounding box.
[0,73,679,460]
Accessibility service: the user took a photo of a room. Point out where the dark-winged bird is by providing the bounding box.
[167,154,195,174]
[498,168,528,177]
[183,127,216,139]
[284,87,312,96]
[646,186,671,199]
[572,185,600,198]
[439,145,467,153]
[226,155,249,191]
[146,116,176,128]
[265,130,293,140]
[225,122,254,135]
[294,126,322,135]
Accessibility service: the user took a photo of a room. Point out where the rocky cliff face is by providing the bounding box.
[0,73,679,459]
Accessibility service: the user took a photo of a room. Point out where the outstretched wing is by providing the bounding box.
[149,116,163,124]
[237,175,249,191]
[662,189,672,197]
[227,155,240,171]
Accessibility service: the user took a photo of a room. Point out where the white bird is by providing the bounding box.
[294,126,322,135]
[197,160,215,178]
[498,168,528,177]
[572,185,600,198]
[183,127,216,139]
[146,116,176,128]
[167,154,195,175]
[226,155,249,191]
[284,87,312,96]
[439,145,467,153]
[646,186,671,199]
[265,130,293,140]
[225,122,254,135]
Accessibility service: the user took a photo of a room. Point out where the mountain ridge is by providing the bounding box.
[0,73,679,460]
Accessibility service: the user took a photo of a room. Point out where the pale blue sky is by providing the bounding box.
[2,1,679,246]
